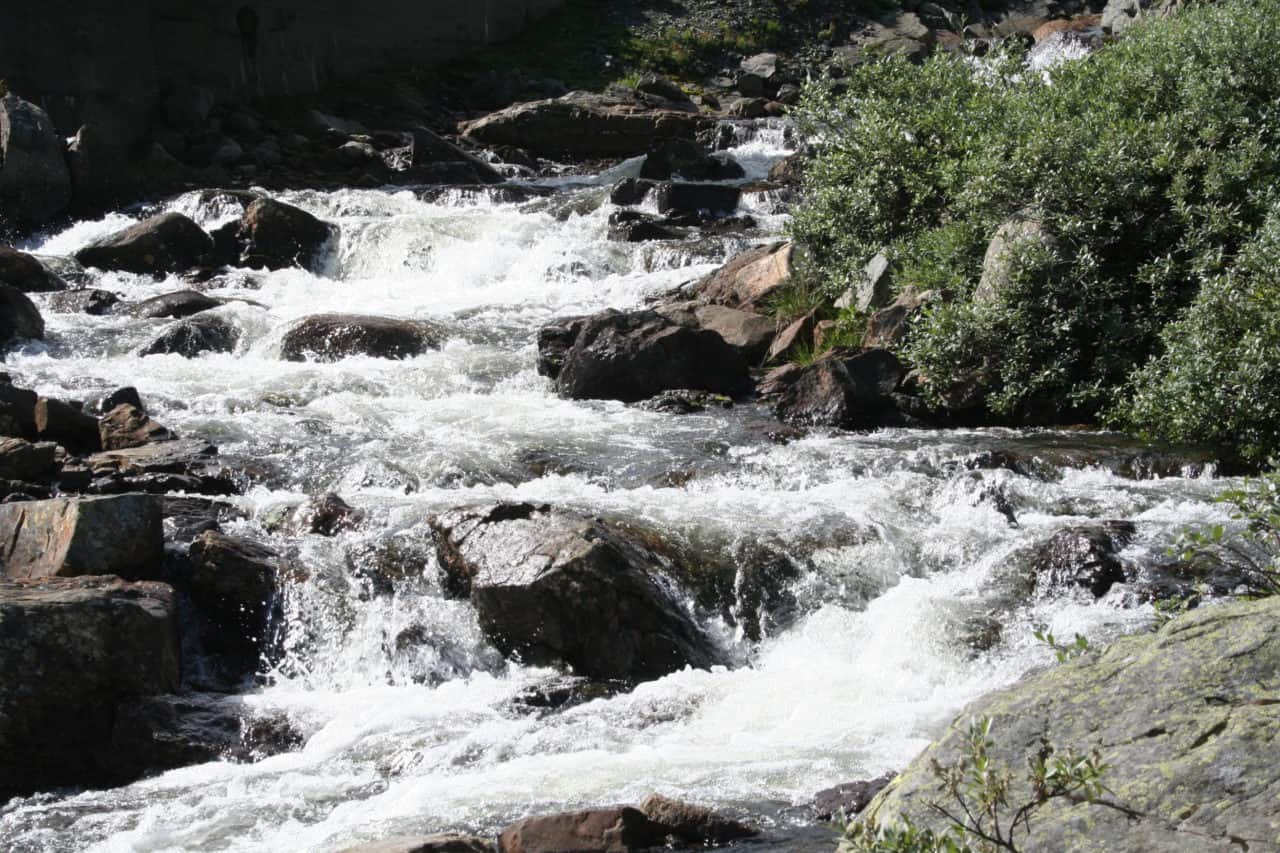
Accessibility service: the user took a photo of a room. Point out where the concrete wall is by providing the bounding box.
[0,0,566,141]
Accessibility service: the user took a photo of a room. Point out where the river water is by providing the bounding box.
[0,123,1236,852]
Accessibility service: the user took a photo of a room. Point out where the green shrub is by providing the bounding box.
[1173,468,1280,595]
[789,0,1280,431]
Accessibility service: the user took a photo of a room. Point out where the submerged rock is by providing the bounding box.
[0,494,164,580]
[75,212,214,275]
[0,575,179,799]
[639,139,744,182]
[858,596,1280,851]
[429,503,721,680]
[1030,521,1135,598]
[235,198,337,271]
[142,314,240,358]
[280,314,442,362]
[130,289,223,319]
[48,287,120,315]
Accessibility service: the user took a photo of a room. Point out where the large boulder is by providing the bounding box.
[638,794,758,845]
[639,139,744,182]
[130,289,223,319]
[0,95,72,228]
[429,503,721,680]
[0,283,44,349]
[0,436,59,482]
[141,314,240,358]
[461,91,714,160]
[0,575,180,799]
[1030,521,1134,598]
[0,493,164,580]
[655,183,741,218]
[187,531,280,677]
[0,246,67,292]
[551,309,750,402]
[233,198,337,271]
[74,212,214,275]
[773,350,906,429]
[34,396,102,453]
[499,807,668,853]
[657,301,776,363]
[281,314,442,362]
[974,211,1061,303]
[87,438,237,496]
[410,127,503,185]
[694,242,794,310]
[856,596,1280,852]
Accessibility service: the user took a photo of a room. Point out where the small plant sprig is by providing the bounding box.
[1172,467,1280,597]
[1032,629,1090,663]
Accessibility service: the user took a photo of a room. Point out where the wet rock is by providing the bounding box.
[48,287,120,314]
[508,676,631,714]
[773,350,906,429]
[461,91,714,159]
[87,438,237,497]
[340,836,493,853]
[0,246,67,293]
[608,217,684,242]
[0,493,163,580]
[535,316,587,380]
[860,597,1280,851]
[99,403,176,450]
[130,289,223,319]
[290,493,364,536]
[75,213,214,276]
[187,531,280,672]
[161,495,246,543]
[108,693,251,777]
[499,807,668,853]
[0,94,72,227]
[1031,521,1135,598]
[638,389,734,415]
[281,314,442,362]
[235,198,337,271]
[142,314,240,358]
[639,139,744,182]
[694,242,794,310]
[100,386,144,413]
[655,183,741,217]
[34,396,101,453]
[430,503,722,680]
[639,793,757,844]
[609,177,657,207]
[552,309,751,402]
[814,776,894,821]
[0,575,179,800]
[0,284,44,349]
[0,437,59,482]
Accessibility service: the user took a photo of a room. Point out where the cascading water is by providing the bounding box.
[0,122,1238,852]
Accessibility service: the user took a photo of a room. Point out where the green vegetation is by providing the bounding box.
[1031,629,1090,663]
[1174,469,1280,595]
[789,0,1280,459]
[844,718,1110,852]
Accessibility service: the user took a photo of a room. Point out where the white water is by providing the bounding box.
[0,123,1238,852]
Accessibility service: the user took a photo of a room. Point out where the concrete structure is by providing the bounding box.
[0,0,566,142]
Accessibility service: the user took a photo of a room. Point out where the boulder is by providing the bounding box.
[0,95,72,227]
[0,493,164,580]
[75,212,214,275]
[609,178,657,207]
[767,154,806,185]
[694,242,794,310]
[766,310,819,363]
[0,576,179,799]
[773,350,906,429]
[341,836,493,853]
[741,52,780,81]
[638,794,758,844]
[0,246,67,292]
[430,503,721,679]
[634,73,690,104]
[410,127,503,185]
[657,302,776,363]
[814,776,894,821]
[608,218,683,242]
[99,386,144,413]
[99,403,176,450]
[34,396,102,453]
[551,309,751,402]
[834,252,893,313]
[974,211,1061,303]
[0,284,44,349]
[637,389,734,414]
[1031,521,1134,598]
[280,314,442,362]
[235,198,337,271]
[160,495,246,544]
[460,91,714,160]
[499,807,668,853]
[863,287,931,349]
[87,438,236,496]
[0,437,59,482]
[639,139,744,182]
[187,530,280,670]
[655,183,741,217]
[141,314,240,358]
[290,492,364,536]
[857,596,1280,852]
[130,289,223,319]
[0,379,38,439]
[48,287,120,314]
[727,97,770,118]
[535,315,587,380]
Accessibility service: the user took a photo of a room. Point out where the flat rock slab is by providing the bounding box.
[0,493,163,580]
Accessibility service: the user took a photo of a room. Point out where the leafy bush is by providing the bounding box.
[1173,469,1280,595]
[789,0,1280,436]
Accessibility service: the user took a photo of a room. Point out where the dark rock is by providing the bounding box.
[0,437,59,482]
[552,309,750,402]
[75,213,214,275]
[609,178,657,206]
[99,403,176,450]
[100,386,144,414]
[339,836,493,853]
[34,396,102,453]
[767,154,805,185]
[161,495,246,543]
[767,310,819,364]
[0,493,164,580]
[499,807,668,853]
[863,287,932,349]
[638,389,734,414]
[0,246,67,293]
[108,693,252,778]
[291,493,364,536]
[695,242,794,310]
[814,776,894,821]
[656,301,776,363]
[0,575,179,800]
[1031,522,1135,598]
[727,97,770,119]
[639,793,758,844]
[0,380,38,439]
[142,314,240,358]
[410,127,503,184]
[280,314,442,362]
[655,183,741,217]
[130,290,223,319]
[0,95,71,228]
[236,198,337,272]
[187,530,280,671]
[535,316,587,380]
[461,91,714,160]
[608,218,684,242]
[0,284,44,349]
[634,73,688,103]
[773,350,905,429]
[87,438,237,497]
[48,287,119,314]
[639,139,744,182]
[429,503,721,680]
